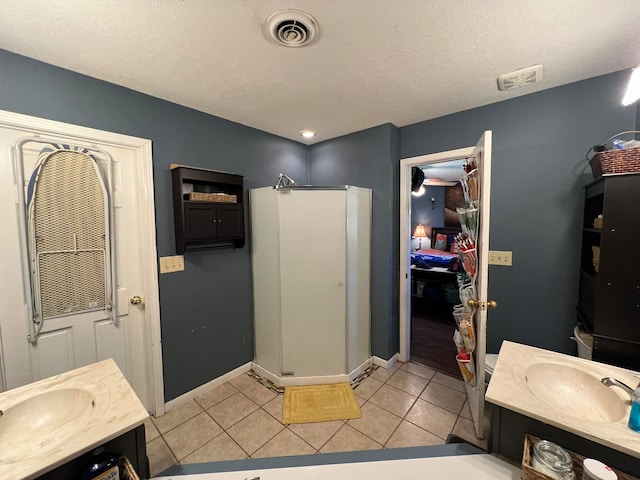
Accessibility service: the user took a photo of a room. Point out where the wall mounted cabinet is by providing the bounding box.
[577,174,640,370]
[171,165,245,254]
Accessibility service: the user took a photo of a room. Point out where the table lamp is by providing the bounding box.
[412,224,428,250]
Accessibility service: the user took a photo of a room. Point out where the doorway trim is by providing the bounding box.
[0,110,164,415]
[399,147,475,362]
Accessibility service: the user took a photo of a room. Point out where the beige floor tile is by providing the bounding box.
[369,365,397,382]
[431,372,465,392]
[229,373,257,391]
[147,437,177,477]
[356,395,367,407]
[263,395,284,423]
[242,381,277,406]
[319,424,382,453]
[163,412,223,460]
[402,362,436,380]
[460,399,472,420]
[195,382,238,410]
[405,398,457,439]
[353,376,383,400]
[152,400,204,434]
[288,420,344,450]
[452,416,488,451]
[181,432,248,464]
[252,428,316,458]
[385,420,445,448]
[144,416,160,442]
[368,384,417,418]
[207,392,259,429]
[348,402,401,445]
[386,370,429,396]
[227,409,284,455]
[420,381,466,414]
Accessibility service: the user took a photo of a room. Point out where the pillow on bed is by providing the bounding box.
[434,233,448,251]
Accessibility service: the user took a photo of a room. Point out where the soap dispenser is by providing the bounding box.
[629,386,640,433]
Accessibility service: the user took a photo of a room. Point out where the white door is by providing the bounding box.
[0,116,160,412]
[399,131,493,438]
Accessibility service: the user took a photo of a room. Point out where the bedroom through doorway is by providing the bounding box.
[409,160,466,379]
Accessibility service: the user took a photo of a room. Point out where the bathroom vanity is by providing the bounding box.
[0,359,149,479]
[486,341,640,476]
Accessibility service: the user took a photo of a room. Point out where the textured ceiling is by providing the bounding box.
[1,1,640,144]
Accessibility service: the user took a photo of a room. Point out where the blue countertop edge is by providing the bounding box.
[159,442,485,476]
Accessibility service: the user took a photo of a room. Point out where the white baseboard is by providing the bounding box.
[164,362,252,413]
[252,357,374,388]
[373,353,400,369]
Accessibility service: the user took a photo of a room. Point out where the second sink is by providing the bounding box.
[523,363,627,423]
[0,388,96,462]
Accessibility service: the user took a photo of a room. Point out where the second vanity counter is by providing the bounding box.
[486,341,640,459]
[0,358,148,479]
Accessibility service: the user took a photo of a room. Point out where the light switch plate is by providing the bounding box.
[160,255,185,273]
[488,250,512,266]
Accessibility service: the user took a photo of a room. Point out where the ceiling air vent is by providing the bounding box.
[497,64,543,91]
[266,9,319,48]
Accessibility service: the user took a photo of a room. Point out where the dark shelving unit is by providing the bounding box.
[171,165,245,254]
[577,173,640,370]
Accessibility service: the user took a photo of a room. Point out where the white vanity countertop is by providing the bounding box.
[0,358,148,480]
[486,341,640,458]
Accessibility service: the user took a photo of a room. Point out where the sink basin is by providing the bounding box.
[523,363,627,423]
[0,388,95,461]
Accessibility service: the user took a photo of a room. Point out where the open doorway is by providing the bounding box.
[409,161,465,377]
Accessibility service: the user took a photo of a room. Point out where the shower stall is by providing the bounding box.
[250,185,372,385]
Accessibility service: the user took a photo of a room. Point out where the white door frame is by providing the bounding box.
[0,110,165,415]
[399,147,475,362]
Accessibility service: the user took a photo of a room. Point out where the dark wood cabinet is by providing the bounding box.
[37,425,147,479]
[172,165,245,254]
[577,174,640,370]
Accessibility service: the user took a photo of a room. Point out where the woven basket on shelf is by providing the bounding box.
[188,192,237,203]
[592,246,600,273]
[589,147,640,177]
[521,434,637,480]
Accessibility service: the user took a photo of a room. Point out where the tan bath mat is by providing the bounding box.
[282,383,362,424]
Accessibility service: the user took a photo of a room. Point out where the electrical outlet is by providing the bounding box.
[160,255,185,273]
[488,250,512,266]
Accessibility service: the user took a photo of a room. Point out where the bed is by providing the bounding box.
[410,226,461,271]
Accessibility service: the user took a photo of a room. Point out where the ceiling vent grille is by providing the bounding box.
[497,64,543,91]
[266,10,319,48]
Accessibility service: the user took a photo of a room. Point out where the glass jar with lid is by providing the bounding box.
[532,439,575,480]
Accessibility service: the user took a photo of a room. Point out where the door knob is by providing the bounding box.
[467,299,498,309]
[130,296,143,305]
[467,299,481,308]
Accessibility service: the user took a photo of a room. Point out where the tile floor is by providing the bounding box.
[145,361,489,477]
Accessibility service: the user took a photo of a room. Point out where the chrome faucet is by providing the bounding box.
[601,377,636,399]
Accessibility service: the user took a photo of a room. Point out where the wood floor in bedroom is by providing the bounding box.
[410,300,462,380]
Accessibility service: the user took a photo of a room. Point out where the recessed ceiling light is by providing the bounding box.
[300,130,317,139]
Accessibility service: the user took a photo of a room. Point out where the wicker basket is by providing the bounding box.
[592,246,600,273]
[188,192,237,203]
[521,434,637,480]
[589,147,640,177]
[593,216,603,229]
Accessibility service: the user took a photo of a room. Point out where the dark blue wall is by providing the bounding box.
[0,49,308,401]
[401,71,637,354]
[308,124,400,359]
[411,186,445,249]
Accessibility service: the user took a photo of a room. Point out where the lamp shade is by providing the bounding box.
[413,224,427,238]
